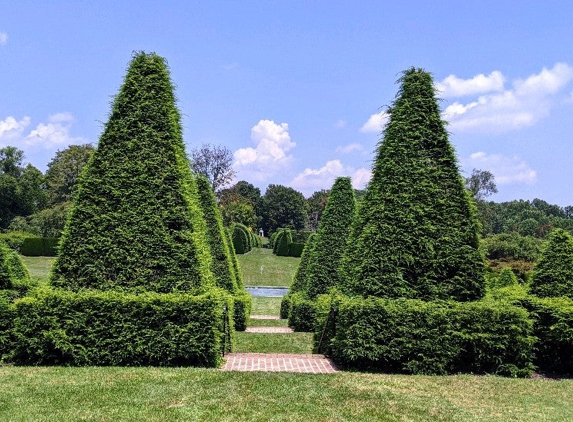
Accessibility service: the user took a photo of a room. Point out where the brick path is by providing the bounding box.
[245,326,293,333]
[222,353,339,373]
[250,314,281,320]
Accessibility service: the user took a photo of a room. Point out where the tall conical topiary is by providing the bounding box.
[51,52,213,293]
[290,233,317,294]
[195,175,238,293]
[340,68,484,301]
[306,177,355,299]
[531,228,573,299]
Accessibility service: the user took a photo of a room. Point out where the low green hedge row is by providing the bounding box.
[287,242,305,257]
[315,293,535,377]
[280,295,292,319]
[287,291,317,332]
[1,287,233,367]
[233,290,252,331]
[20,237,59,256]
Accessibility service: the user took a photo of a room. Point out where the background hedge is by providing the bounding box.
[530,229,573,299]
[276,229,292,257]
[10,287,233,367]
[19,237,59,257]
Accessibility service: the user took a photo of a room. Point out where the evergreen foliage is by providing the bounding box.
[195,175,238,293]
[290,233,317,294]
[272,229,284,254]
[0,240,30,291]
[232,223,250,255]
[531,229,573,299]
[225,229,244,289]
[50,52,214,293]
[276,229,292,257]
[493,268,519,289]
[340,68,485,301]
[305,177,355,299]
[20,237,59,256]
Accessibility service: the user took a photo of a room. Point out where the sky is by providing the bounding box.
[1,1,572,205]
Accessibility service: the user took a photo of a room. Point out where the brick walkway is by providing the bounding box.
[222,353,339,373]
[250,314,281,320]
[245,326,293,333]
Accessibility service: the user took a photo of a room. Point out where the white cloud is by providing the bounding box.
[335,143,363,154]
[24,113,85,148]
[234,119,296,181]
[0,116,31,140]
[290,159,371,195]
[435,71,505,97]
[360,110,389,133]
[463,151,537,185]
[0,31,7,46]
[334,119,347,129]
[442,63,573,133]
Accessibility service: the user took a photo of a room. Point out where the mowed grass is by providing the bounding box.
[20,255,55,284]
[234,332,313,354]
[238,248,300,287]
[250,296,282,315]
[0,366,572,421]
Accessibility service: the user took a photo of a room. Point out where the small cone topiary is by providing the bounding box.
[51,52,214,293]
[531,228,573,299]
[340,68,485,301]
[305,177,355,299]
[493,267,519,289]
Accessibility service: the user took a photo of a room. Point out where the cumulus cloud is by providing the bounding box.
[442,63,573,133]
[360,110,389,133]
[234,119,296,181]
[335,143,363,154]
[463,151,537,185]
[24,112,85,148]
[0,31,7,46]
[0,116,31,140]
[435,71,505,97]
[290,159,371,195]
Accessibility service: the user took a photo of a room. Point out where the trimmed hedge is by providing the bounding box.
[288,242,305,258]
[276,229,292,257]
[0,232,35,252]
[320,295,534,376]
[0,296,13,359]
[9,287,233,367]
[232,290,252,332]
[288,291,317,332]
[20,237,59,257]
[280,295,292,319]
[232,223,250,255]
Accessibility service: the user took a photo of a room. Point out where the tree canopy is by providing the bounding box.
[262,184,307,235]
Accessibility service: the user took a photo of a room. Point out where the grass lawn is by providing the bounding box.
[250,297,282,315]
[248,318,288,327]
[20,255,55,284]
[234,332,313,354]
[0,366,572,421]
[238,248,300,287]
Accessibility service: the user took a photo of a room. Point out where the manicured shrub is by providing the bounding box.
[327,296,533,376]
[492,267,519,289]
[305,177,355,299]
[530,229,573,299]
[340,68,485,301]
[0,240,30,292]
[20,237,59,256]
[279,296,292,319]
[288,242,304,257]
[50,52,214,293]
[520,296,573,375]
[288,291,317,332]
[226,228,244,289]
[0,232,35,252]
[272,229,284,254]
[10,287,233,367]
[276,229,292,257]
[232,290,252,332]
[232,224,249,254]
[0,296,14,359]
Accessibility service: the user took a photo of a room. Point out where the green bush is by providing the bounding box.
[340,68,485,301]
[280,295,292,319]
[272,229,285,254]
[327,296,534,376]
[0,232,35,252]
[305,177,355,299]
[288,242,305,257]
[225,229,244,289]
[20,237,59,257]
[288,291,317,332]
[0,296,14,359]
[492,267,519,289]
[232,290,252,332]
[0,240,30,292]
[50,52,214,293]
[520,296,573,375]
[481,233,542,262]
[276,229,292,257]
[232,224,249,255]
[10,287,233,366]
[530,229,573,299]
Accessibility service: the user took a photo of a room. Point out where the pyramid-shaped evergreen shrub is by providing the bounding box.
[306,177,355,299]
[51,52,213,293]
[531,228,573,299]
[340,68,485,301]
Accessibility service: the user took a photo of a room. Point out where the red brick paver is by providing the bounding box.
[245,326,293,333]
[250,314,281,320]
[222,353,339,373]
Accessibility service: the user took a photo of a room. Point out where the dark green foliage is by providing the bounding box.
[20,237,59,256]
[340,68,485,301]
[195,175,238,293]
[50,52,214,293]
[279,295,291,319]
[521,296,573,375]
[326,295,533,376]
[288,291,317,332]
[271,229,283,254]
[306,177,355,299]
[232,224,250,255]
[288,242,304,257]
[276,229,292,257]
[262,184,307,235]
[225,229,244,289]
[0,296,14,359]
[482,233,543,261]
[531,229,573,299]
[0,240,30,291]
[10,287,233,367]
[0,232,34,252]
[492,268,519,289]
[232,290,252,332]
[290,233,316,294]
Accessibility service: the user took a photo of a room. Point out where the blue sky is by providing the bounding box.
[1,1,572,204]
